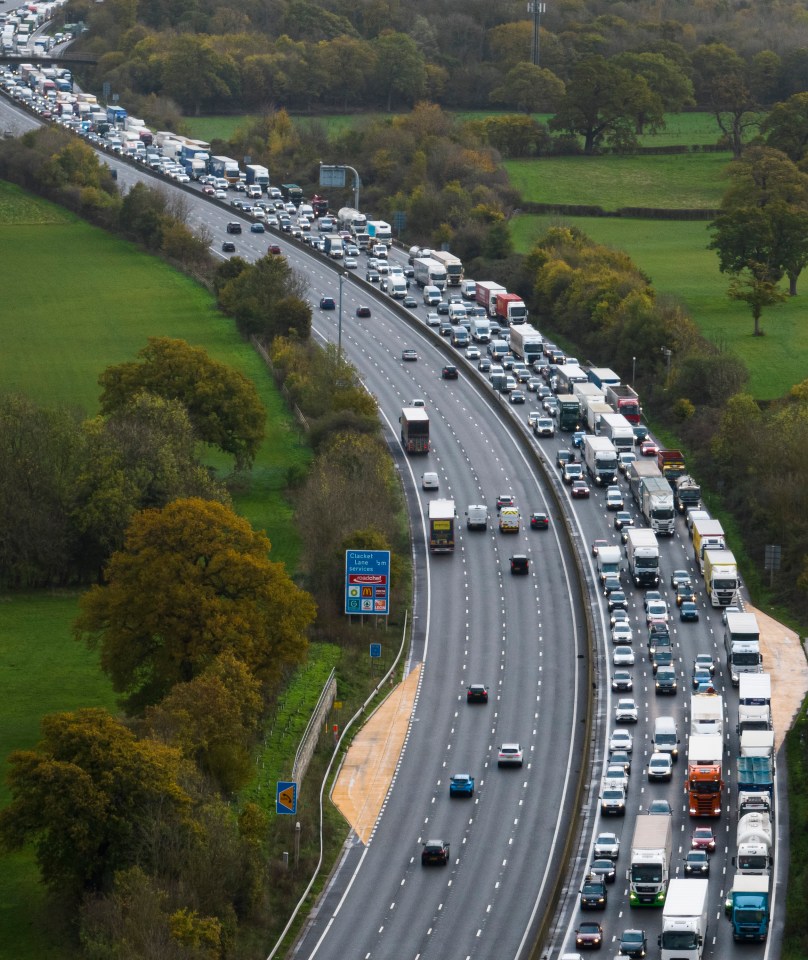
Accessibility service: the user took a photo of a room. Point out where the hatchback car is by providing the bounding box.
[605,487,624,510]
[403,295,418,308]
[646,600,669,625]
[651,649,673,673]
[401,348,418,362]
[496,494,515,510]
[593,832,620,859]
[250,221,265,233]
[497,743,524,767]
[640,439,659,457]
[580,876,607,911]
[591,539,609,556]
[647,752,673,782]
[670,569,692,589]
[530,512,549,530]
[344,256,358,269]
[356,305,371,318]
[618,451,637,474]
[442,365,459,379]
[422,472,439,490]
[509,390,526,404]
[602,575,622,596]
[693,653,716,675]
[648,799,673,816]
[226,221,242,234]
[614,511,633,530]
[425,311,441,327]
[421,839,450,865]
[615,698,638,723]
[466,684,488,703]
[319,296,336,310]
[510,554,530,575]
[449,773,474,797]
[655,665,678,695]
[609,751,632,775]
[221,240,236,252]
[609,729,633,753]
[608,590,628,612]
[575,921,604,950]
[572,429,586,449]
[478,357,492,372]
[680,601,699,622]
[618,929,647,959]
[684,849,710,876]
[691,827,717,852]
[613,646,635,667]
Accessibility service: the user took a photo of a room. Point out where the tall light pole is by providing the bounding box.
[528,1,546,66]
[661,346,672,382]
[337,272,348,362]
[632,355,636,384]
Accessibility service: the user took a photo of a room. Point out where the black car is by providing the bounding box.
[421,839,450,866]
[221,240,236,252]
[510,554,529,575]
[319,296,336,310]
[478,357,492,372]
[556,449,575,469]
[466,684,488,704]
[619,929,648,958]
[684,849,710,876]
[655,665,678,695]
[403,295,418,308]
[633,424,649,445]
[442,365,459,379]
[226,221,242,234]
[437,300,450,315]
[589,858,616,884]
[580,874,607,910]
[607,591,628,612]
[614,511,633,530]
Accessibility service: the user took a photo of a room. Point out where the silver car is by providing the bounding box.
[615,698,639,723]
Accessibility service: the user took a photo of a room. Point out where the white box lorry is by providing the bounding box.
[690,693,724,737]
[659,878,709,960]
[583,435,618,486]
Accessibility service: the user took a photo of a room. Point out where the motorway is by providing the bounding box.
[0,91,785,960]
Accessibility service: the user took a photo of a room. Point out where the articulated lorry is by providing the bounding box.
[366,220,392,244]
[508,324,543,365]
[556,395,582,432]
[582,435,618,486]
[725,611,762,687]
[738,673,772,734]
[629,813,672,906]
[703,548,740,607]
[337,207,367,234]
[657,449,687,486]
[640,476,675,536]
[554,364,590,396]
[690,693,723,737]
[735,812,773,875]
[674,474,701,513]
[659,878,709,960]
[428,500,456,553]
[413,258,447,290]
[475,281,506,318]
[726,874,770,941]
[604,382,641,423]
[687,733,724,817]
[692,518,726,570]
[210,155,241,183]
[585,399,613,434]
[625,528,660,588]
[494,292,528,325]
[245,164,270,188]
[587,367,621,390]
[430,250,463,286]
[599,411,634,451]
[399,407,430,453]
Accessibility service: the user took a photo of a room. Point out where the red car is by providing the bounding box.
[356,306,371,318]
[268,244,282,255]
[640,439,659,457]
[201,184,216,195]
[576,921,604,950]
[571,480,591,498]
[691,827,716,852]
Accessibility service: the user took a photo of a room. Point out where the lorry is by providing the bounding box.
[735,812,773,875]
[674,474,701,514]
[740,729,775,759]
[366,220,392,245]
[470,315,491,343]
[465,504,488,530]
[599,412,634,451]
[106,105,127,125]
[691,518,726,570]
[245,164,270,188]
[494,292,528,325]
[430,250,463,286]
[640,477,676,536]
[738,673,772,732]
[573,382,604,408]
[182,154,207,179]
[557,395,582,432]
[413,258,448,291]
[625,528,660,588]
[587,367,621,390]
[582,435,618,486]
[210,156,241,183]
[585,400,613,434]
[628,459,662,505]
[726,874,770,941]
[554,364,590,395]
[703,548,740,607]
[595,545,622,584]
[629,814,672,906]
[310,195,329,218]
[724,611,762,687]
[399,407,430,453]
[323,235,344,259]
[690,693,723,737]
[475,281,506,318]
[604,382,642,424]
[658,449,687,486]
[738,789,772,818]
[508,324,543,364]
[659,878,709,960]
[337,207,367,234]
[687,733,723,817]
[737,756,774,799]
[428,500,456,553]
[280,183,303,205]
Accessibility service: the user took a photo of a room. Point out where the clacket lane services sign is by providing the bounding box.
[345,549,391,615]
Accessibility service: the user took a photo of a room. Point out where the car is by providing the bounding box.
[575,921,604,949]
[693,653,716,676]
[534,417,555,437]
[692,666,714,690]
[530,512,549,530]
[676,582,697,606]
[543,395,560,414]
[670,569,692,589]
[571,480,591,499]
[421,472,439,490]
[648,799,673,816]
[613,645,635,667]
[609,729,633,753]
[509,390,526,404]
[214,188,228,199]
[442,364,459,379]
[602,575,622,596]
[684,849,711,876]
[221,240,236,252]
[615,698,638,723]
[501,354,516,370]
[410,399,425,408]
[365,269,380,282]
[513,365,531,383]
[497,743,523,767]
[250,222,266,233]
[226,221,242,234]
[647,752,673,781]
[618,451,637,474]
[268,243,283,255]
[610,608,629,629]
[557,449,575,469]
[465,345,480,359]
[633,424,649,444]
[401,348,418,362]
[526,377,543,392]
[425,311,441,327]
[605,486,624,510]
[691,826,717,852]
[655,665,678,695]
[645,600,669,625]
[403,295,418,308]
[436,300,450,315]
[344,256,358,269]
[421,839,450,866]
[319,296,336,310]
[651,648,673,673]
[580,875,608,910]
[607,590,627,612]
[613,511,633,531]
[722,604,741,625]
[640,439,659,457]
[467,684,488,703]
[647,631,671,656]
[510,554,530,575]
[604,763,630,787]
[643,590,663,608]
[478,357,492,372]
[589,858,616,884]
[611,623,633,645]
[647,621,670,645]
[527,410,542,429]
[618,929,647,959]
[591,539,609,557]
[572,429,586,449]
[449,773,474,797]
[496,494,515,511]
[609,751,632,775]
[612,670,633,692]
[593,831,620,859]
[356,306,372,318]
[680,601,699,622]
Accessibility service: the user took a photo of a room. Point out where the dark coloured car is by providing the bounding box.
[589,858,616,884]
[510,554,529,575]
[607,590,628,612]
[676,582,697,606]
[226,221,242,234]
[437,300,450,315]
[439,320,453,337]
[618,929,647,958]
[221,240,236,252]
[648,799,673,816]
[655,665,678,695]
[680,601,700,622]
[592,539,609,556]
[250,221,265,233]
[356,306,371,318]
[403,295,418,308]
[633,424,649,444]
[684,849,710,876]
[602,575,622,596]
[508,390,526,404]
[478,357,492,373]
[557,449,575,469]
[530,512,549,530]
[580,875,607,910]
[268,244,282,255]
[612,670,633,692]
[571,479,591,498]
[319,296,336,310]
[651,648,673,673]
[572,430,586,448]
[366,269,380,282]
[421,839,450,866]
[576,921,604,950]
[442,365,459,379]
[614,511,634,530]
[466,684,488,703]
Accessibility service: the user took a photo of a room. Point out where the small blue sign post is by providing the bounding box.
[345,550,391,616]
[276,781,297,815]
[370,643,382,658]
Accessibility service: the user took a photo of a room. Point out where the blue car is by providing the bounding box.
[680,601,700,622]
[449,773,474,797]
[250,222,266,232]
[572,430,586,448]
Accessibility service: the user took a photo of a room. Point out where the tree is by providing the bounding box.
[549,56,662,154]
[74,498,315,711]
[98,337,266,470]
[613,52,694,131]
[762,92,808,162]
[158,36,238,115]
[692,44,761,158]
[489,63,564,114]
[728,274,787,337]
[371,32,427,111]
[0,709,192,899]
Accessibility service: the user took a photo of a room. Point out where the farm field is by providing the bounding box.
[511,214,806,400]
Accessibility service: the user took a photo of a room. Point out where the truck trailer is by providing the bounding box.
[692,518,726,571]
[494,292,528,325]
[582,435,618,486]
[413,257,447,290]
[659,878,709,960]
[629,813,672,906]
[599,411,634,451]
[475,281,506,318]
[399,407,430,453]
[640,476,676,536]
[430,250,463,286]
[625,528,660,588]
[703,548,740,607]
[508,324,543,364]
[604,382,641,423]
[587,367,621,390]
[690,694,723,737]
[428,500,455,553]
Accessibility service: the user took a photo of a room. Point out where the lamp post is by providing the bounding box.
[661,346,672,382]
[337,272,348,362]
[632,355,636,385]
[528,0,546,66]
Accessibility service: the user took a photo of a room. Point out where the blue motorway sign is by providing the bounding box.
[370,643,382,658]
[345,549,391,616]
[276,780,297,815]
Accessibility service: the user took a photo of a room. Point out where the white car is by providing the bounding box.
[593,831,620,859]
[605,486,624,510]
[497,743,524,767]
[534,417,555,437]
[646,600,669,625]
[605,764,629,786]
[614,698,639,723]
[465,345,481,359]
[611,623,633,645]
[618,452,637,475]
[422,472,439,490]
[214,189,227,200]
[648,752,673,782]
[613,645,635,667]
[425,312,441,327]
[609,729,634,753]
[344,257,358,269]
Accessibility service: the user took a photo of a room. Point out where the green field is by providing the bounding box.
[512,214,804,400]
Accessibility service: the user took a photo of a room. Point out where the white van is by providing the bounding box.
[465,504,488,530]
[448,302,468,323]
[423,285,441,306]
[461,278,477,299]
[389,277,407,299]
[652,716,679,760]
